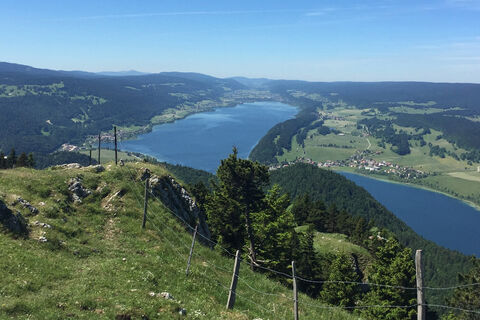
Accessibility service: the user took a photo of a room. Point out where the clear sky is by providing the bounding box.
[1,0,479,82]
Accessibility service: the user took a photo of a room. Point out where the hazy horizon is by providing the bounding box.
[1,0,479,83]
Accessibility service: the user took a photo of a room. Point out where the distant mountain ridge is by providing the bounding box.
[0,61,248,154]
[96,70,150,77]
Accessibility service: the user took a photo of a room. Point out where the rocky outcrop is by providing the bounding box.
[0,200,29,235]
[67,177,92,203]
[54,163,83,169]
[141,169,211,244]
[12,197,38,215]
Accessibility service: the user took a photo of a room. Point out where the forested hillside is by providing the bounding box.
[270,163,473,306]
[0,62,248,154]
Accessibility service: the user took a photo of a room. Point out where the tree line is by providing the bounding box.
[0,148,35,169]
[191,149,428,319]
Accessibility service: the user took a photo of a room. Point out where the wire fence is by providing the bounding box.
[119,161,480,318]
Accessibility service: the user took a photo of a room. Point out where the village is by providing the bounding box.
[269,149,429,180]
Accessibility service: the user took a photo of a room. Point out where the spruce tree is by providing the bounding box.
[206,148,269,261]
[27,153,35,168]
[0,152,5,169]
[320,254,361,307]
[252,184,295,274]
[443,258,480,320]
[359,237,416,320]
[17,152,28,167]
[294,228,324,297]
[7,148,16,168]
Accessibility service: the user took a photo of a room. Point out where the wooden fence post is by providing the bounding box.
[292,261,299,320]
[142,179,149,229]
[185,224,198,276]
[226,250,241,310]
[114,126,118,166]
[97,133,101,164]
[416,250,425,320]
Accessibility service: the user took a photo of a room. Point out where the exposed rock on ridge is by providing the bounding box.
[141,169,211,244]
[0,200,29,235]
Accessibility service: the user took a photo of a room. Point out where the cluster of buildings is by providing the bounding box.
[269,150,429,180]
[59,143,79,152]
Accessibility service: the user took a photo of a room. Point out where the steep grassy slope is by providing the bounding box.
[0,163,358,320]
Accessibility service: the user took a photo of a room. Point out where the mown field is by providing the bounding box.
[277,105,480,207]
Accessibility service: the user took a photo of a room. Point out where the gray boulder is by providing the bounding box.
[13,197,38,215]
[67,177,92,203]
[148,174,211,244]
[0,200,29,235]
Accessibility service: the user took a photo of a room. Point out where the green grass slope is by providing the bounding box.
[0,163,359,320]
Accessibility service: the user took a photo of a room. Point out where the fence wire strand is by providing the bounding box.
[120,162,480,316]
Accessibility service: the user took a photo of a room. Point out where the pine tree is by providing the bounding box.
[0,152,6,169]
[27,153,35,168]
[443,258,480,320]
[17,152,28,167]
[252,184,295,274]
[359,237,417,320]
[294,228,324,297]
[320,254,362,307]
[7,148,16,168]
[206,147,269,262]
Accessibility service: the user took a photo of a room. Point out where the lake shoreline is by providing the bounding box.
[108,101,298,172]
[84,98,286,147]
[333,168,480,212]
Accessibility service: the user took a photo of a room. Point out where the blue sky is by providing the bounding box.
[1,0,479,82]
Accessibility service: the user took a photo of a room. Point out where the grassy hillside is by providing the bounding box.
[0,162,358,320]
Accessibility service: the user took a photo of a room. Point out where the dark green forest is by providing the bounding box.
[161,159,475,310]
[0,62,246,154]
[269,163,474,306]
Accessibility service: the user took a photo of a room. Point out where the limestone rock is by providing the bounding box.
[34,221,51,228]
[67,177,92,203]
[158,292,175,300]
[148,174,211,244]
[89,165,105,173]
[54,163,82,169]
[0,200,29,235]
[13,197,38,215]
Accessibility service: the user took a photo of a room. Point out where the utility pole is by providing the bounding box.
[416,250,425,320]
[114,126,118,166]
[97,133,101,164]
[89,148,92,166]
[142,179,149,229]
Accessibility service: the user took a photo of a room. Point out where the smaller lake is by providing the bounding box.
[340,172,480,256]
[116,101,297,172]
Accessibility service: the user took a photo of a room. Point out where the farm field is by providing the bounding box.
[276,105,480,207]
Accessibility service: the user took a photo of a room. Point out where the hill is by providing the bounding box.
[0,162,358,320]
[269,163,473,305]
[0,62,253,155]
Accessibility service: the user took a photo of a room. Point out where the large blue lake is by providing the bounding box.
[116,101,480,256]
[340,172,480,256]
[117,101,298,172]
